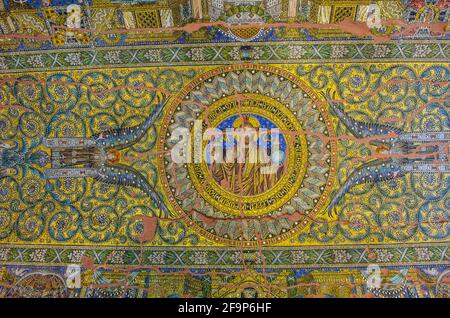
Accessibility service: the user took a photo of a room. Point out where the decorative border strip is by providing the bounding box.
[0,41,448,73]
[0,244,448,268]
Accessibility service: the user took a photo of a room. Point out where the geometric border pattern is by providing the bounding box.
[0,41,448,73]
[1,243,448,268]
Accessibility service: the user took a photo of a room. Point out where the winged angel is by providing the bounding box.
[325,91,449,215]
[43,94,170,217]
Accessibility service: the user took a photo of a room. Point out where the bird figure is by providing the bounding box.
[324,90,448,216]
[44,94,170,217]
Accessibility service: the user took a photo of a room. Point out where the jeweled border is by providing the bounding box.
[0,243,448,268]
[0,40,448,73]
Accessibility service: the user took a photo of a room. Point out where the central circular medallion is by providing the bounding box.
[187,94,308,216]
[211,112,287,194]
[158,64,337,245]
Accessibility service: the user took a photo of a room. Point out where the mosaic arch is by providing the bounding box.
[0,0,449,299]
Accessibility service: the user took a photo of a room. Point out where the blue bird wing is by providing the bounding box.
[93,94,166,149]
[94,164,170,218]
[322,90,404,142]
[327,159,404,216]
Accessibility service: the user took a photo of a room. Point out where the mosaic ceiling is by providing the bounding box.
[0,0,449,298]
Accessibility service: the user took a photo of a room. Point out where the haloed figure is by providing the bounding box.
[209,115,284,196]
